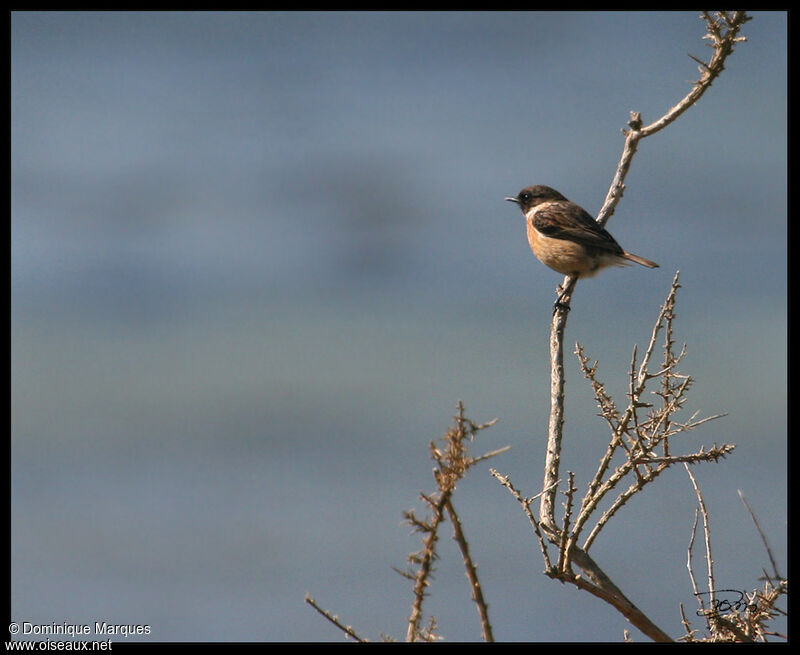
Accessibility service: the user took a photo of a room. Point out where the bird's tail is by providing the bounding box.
[622,252,659,269]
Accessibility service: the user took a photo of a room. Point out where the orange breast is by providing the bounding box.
[526,222,597,276]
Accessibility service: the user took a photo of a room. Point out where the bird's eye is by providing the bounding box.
[521,192,531,201]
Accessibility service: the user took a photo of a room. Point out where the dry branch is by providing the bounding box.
[304,594,368,642]
[404,402,506,642]
[680,485,787,642]
[528,11,750,642]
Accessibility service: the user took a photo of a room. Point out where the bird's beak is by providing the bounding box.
[505,197,519,204]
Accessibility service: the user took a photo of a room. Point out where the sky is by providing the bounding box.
[11,11,786,643]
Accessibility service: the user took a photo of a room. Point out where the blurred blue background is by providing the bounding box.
[11,11,786,642]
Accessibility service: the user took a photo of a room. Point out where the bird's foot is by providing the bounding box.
[553,299,571,314]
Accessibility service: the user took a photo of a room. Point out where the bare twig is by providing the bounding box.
[304,594,368,642]
[491,469,556,571]
[633,444,733,465]
[679,603,698,642]
[738,490,783,581]
[582,462,670,551]
[405,401,506,642]
[445,499,494,642]
[686,507,708,633]
[405,492,450,642]
[539,289,570,533]
[595,12,752,227]
[557,472,578,572]
[684,464,715,613]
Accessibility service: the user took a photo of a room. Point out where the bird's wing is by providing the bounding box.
[532,202,624,254]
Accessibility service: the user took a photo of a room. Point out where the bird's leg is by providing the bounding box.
[553,293,571,314]
[553,277,576,314]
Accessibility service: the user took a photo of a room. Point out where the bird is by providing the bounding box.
[506,185,658,308]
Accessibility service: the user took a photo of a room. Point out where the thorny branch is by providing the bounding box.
[541,9,749,526]
[499,272,734,641]
[680,484,787,642]
[307,402,506,642]
[521,11,751,642]
[304,594,368,643]
[445,498,494,642]
[403,402,506,642]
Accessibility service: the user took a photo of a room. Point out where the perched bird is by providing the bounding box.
[506,185,658,308]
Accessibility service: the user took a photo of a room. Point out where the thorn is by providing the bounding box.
[687,52,711,71]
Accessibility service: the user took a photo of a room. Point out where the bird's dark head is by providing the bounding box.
[505,185,567,213]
